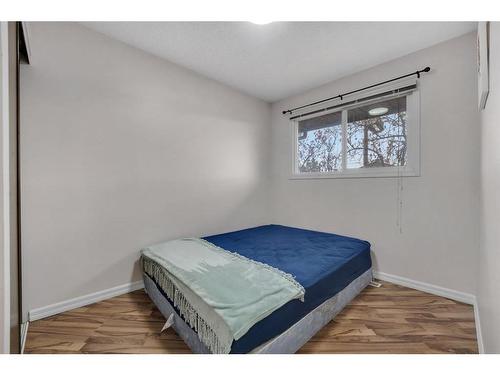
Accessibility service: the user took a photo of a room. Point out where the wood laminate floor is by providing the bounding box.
[24,280,478,354]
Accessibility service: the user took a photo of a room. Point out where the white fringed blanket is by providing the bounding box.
[141,238,304,354]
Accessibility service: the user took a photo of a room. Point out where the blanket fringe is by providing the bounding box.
[141,257,230,354]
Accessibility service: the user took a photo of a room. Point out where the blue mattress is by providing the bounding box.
[146,224,372,353]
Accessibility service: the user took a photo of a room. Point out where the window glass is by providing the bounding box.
[346,96,407,169]
[298,111,342,173]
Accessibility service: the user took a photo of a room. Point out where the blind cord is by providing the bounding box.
[396,97,404,234]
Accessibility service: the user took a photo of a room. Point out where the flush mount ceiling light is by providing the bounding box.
[368,107,389,116]
[250,21,273,25]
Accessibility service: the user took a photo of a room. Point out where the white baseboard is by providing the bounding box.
[29,280,145,322]
[373,271,475,305]
[473,299,485,354]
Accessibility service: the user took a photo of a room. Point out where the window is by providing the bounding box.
[292,90,419,178]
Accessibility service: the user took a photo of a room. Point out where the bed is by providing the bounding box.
[142,224,372,354]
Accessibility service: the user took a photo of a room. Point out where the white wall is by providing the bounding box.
[270,33,480,295]
[478,22,500,353]
[20,23,271,313]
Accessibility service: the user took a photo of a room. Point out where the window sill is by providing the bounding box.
[289,167,420,180]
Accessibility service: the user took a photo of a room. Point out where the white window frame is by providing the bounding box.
[290,85,420,180]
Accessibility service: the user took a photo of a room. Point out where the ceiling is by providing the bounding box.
[82,22,476,102]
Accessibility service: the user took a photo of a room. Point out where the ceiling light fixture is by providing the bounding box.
[250,21,273,25]
[368,107,389,116]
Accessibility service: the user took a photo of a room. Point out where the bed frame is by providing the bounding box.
[143,268,372,354]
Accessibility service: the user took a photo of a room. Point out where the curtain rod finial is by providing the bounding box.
[423,66,431,72]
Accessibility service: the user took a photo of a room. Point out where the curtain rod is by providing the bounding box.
[289,83,416,121]
[282,67,431,116]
